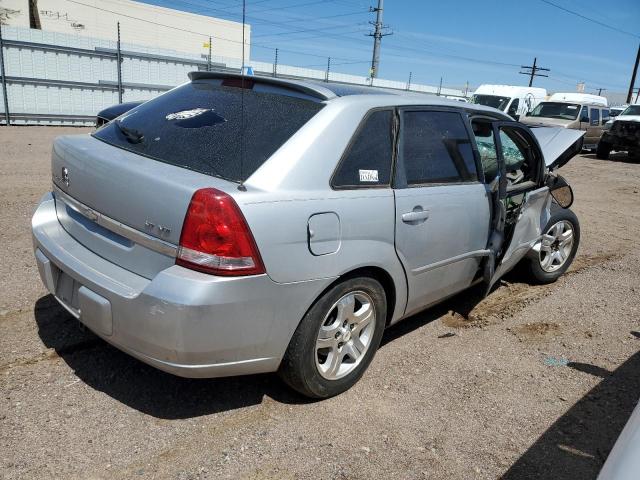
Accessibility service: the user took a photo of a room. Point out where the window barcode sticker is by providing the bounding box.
[359,169,379,182]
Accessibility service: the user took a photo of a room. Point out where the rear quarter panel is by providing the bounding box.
[239,188,408,324]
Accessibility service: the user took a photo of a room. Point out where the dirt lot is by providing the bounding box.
[1,126,639,480]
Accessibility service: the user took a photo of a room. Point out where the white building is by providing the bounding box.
[0,0,250,60]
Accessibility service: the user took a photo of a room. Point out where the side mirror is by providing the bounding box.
[547,174,574,209]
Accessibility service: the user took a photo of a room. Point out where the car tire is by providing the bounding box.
[596,141,612,160]
[523,206,580,284]
[279,276,387,399]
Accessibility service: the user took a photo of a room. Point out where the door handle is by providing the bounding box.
[402,209,430,223]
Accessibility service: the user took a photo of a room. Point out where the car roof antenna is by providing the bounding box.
[238,0,248,192]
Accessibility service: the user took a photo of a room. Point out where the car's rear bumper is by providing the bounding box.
[32,192,333,378]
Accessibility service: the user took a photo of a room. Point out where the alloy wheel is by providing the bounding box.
[538,220,574,273]
[315,291,376,380]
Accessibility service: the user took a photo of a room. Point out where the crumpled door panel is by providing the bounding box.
[489,186,551,289]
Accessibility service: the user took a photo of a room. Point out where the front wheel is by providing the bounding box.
[279,277,386,398]
[523,207,580,284]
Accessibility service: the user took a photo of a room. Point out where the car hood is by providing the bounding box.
[529,127,585,170]
[614,115,640,123]
[520,117,574,128]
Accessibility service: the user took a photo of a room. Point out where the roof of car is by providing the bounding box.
[188,71,509,118]
[190,71,449,102]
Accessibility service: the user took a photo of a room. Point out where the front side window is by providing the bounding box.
[498,127,539,189]
[590,108,600,127]
[398,110,478,186]
[332,110,393,188]
[507,98,520,118]
[472,120,498,183]
[580,106,590,122]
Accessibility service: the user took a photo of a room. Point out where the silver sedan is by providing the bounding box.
[32,72,583,398]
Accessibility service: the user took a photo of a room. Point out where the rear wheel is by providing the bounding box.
[524,206,580,284]
[279,277,386,398]
[596,141,612,159]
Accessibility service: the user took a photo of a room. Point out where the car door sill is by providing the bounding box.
[412,249,490,275]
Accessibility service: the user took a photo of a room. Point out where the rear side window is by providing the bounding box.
[93,81,324,182]
[398,110,478,185]
[590,108,600,127]
[332,110,393,188]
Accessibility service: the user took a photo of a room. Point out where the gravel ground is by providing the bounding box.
[1,126,639,480]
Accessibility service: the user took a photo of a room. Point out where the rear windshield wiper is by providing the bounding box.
[114,119,144,144]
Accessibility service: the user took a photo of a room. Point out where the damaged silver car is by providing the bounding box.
[32,73,584,398]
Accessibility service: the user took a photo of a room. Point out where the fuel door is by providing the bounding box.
[308,212,341,256]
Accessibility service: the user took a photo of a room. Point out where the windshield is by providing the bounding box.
[620,105,640,116]
[93,81,324,182]
[529,102,581,120]
[471,94,511,111]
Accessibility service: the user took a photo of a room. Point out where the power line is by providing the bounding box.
[539,0,639,39]
[66,0,368,62]
[270,28,368,44]
[250,0,348,14]
[168,0,368,32]
[551,67,629,90]
[253,22,367,38]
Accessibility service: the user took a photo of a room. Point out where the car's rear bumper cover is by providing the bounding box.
[32,192,333,378]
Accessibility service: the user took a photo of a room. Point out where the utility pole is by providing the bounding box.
[0,22,10,126]
[596,88,606,96]
[273,48,278,77]
[626,43,639,104]
[406,71,412,91]
[207,36,212,72]
[437,77,442,96]
[519,57,549,87]
[116,22,123,104]
[367,0,392,80]
[325,57,331,82]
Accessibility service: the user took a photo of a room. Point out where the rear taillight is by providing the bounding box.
[176,188,265,276]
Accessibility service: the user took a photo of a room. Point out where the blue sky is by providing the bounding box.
[141,0,639,96]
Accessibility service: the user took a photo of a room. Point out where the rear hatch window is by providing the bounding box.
[93,80,324,182]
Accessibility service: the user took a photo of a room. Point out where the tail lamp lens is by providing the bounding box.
[176,188,265,276]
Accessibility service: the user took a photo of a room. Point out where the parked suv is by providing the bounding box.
[597,104,640,160]
[32,73,583,398]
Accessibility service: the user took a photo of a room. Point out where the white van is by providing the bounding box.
[548,92,608,107]
[471,85,547,119]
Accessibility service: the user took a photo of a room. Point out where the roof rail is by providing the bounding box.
[188,71,336,101]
